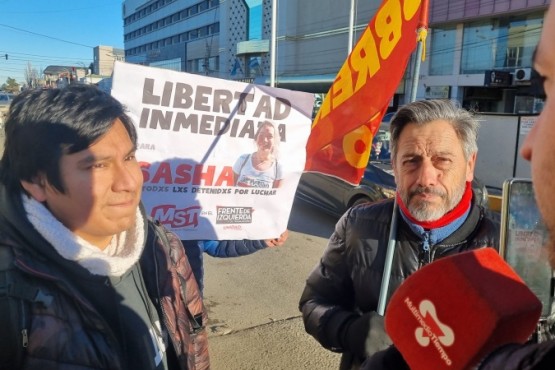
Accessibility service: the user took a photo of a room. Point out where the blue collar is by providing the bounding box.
[399,206,471,251]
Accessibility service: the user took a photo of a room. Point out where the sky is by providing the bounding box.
[0,0,124,86]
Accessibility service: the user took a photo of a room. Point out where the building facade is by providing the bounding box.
[43,65,88,88]
[421,0,550,113]
[94,45,125,76]
[123,0,220,74]
[122,0,550,113]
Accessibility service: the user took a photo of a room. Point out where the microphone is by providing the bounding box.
[384,248,542,370]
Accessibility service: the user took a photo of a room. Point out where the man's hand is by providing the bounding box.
[265,230,289,248]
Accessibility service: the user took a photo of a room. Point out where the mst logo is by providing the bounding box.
[405,297,454,366]
[151,204,201,229]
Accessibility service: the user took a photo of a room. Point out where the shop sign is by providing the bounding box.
[425,85,450,99]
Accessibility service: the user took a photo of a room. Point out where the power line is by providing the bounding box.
[0,23,94,49]
[1,4,114,15]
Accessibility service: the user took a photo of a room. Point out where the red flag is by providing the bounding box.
[305,0,429,184]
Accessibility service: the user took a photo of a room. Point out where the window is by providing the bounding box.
[245,0,262,40]
[429,26,456,75]
[461,13,543,74]
[500,16,542,68]
[461,20,499,74]
[188,59,201,72]
[209,23,220,34]
[151,58,182,72]
[505,47,523,68]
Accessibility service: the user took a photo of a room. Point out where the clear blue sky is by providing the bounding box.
[0,0,124,85]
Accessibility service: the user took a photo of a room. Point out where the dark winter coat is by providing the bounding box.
[0,185,209,370]
[478,341,555,369]
[299,196,499,369]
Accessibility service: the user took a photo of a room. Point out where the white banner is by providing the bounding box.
[111,62,313,240]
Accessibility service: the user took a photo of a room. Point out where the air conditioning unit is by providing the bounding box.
[514,68,532,82]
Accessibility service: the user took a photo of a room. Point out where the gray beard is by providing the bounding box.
[404,183,466,222]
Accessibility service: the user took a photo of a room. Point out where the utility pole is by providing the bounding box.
[270,0,277,87]
[348,0,356,54]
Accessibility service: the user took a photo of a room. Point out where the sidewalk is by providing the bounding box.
[203,200,342,369]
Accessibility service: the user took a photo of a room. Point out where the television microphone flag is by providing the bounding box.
[304,0,429,184]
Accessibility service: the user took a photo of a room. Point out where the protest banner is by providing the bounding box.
[112,61,313,240]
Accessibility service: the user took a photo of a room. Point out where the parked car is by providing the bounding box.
[0,91,14,107]
[0,92,14,123]
[295,123,489,218]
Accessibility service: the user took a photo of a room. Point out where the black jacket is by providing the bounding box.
[478,341,555,369]
[0,185,209,370]
[299,196,499,369]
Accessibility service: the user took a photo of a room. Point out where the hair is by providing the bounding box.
[254,121,280,157]
[0,84,137,194]
[389,99,479,161]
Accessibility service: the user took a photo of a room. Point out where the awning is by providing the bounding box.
[254,74,336,93]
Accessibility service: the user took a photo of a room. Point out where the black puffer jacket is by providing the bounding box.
[0,185,209,370]
[299,196,499,369]
[478,341,555,369]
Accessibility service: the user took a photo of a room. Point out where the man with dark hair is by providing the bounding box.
[299,99,500,369]
[0,85,209,370]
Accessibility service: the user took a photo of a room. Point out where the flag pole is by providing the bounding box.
[377,0,429,316]
[270,0,277,87]
[348,0,356,54]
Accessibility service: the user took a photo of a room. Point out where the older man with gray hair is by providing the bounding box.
[299,99,500,370]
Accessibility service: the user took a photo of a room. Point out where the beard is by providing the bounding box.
[400,182,466,222]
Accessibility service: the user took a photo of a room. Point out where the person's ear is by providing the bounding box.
[465,152,477,182]
[20,175,48,202]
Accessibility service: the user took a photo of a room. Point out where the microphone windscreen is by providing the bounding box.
[385,248,542,370]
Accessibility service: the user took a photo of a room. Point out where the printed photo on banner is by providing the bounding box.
[111,61,314,240]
